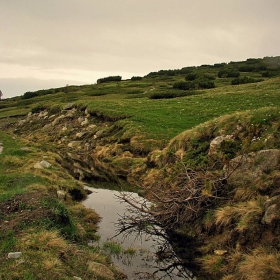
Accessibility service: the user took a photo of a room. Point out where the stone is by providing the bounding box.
[68,141,82,148]
[57,190,66,200]
[75,132,86,138]
[208,135,234,156]
[87,261,114,280]
[62,126,68,131]
[18,120,26,126]
[52,115,66,126]
[38,111,48,118]
[77,117,84,124]
[81,118,89,126]
[73,277,82,280]
[8,252,22,259]
[225,149,280,187]
[88,124,97,130]
[262,204,278,225]
[34,160,52,169]
[94,130,104,139]
[214,250,228,256]
[43,124,52,130]
[20,147,32,152]
[0,146,3,154]
[62,103,75,110]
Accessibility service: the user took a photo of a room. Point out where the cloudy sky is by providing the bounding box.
[1,0,279,98]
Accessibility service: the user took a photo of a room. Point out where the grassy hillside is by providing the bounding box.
[0,56,280,279]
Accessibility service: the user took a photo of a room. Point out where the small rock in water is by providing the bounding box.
[8,252,22,259]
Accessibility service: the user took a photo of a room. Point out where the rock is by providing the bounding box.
[38,111,48,118]
[0,146,3,154]
[77,117,84,124]
[81,118,89,126]
[225,149,280,187]
[57,190,66,200]
[87,261,114,280]
[262,204,278,225]
[43,124,52,130]
[62,126,68,132]
[52,115,66,126]
[94,130,104,139]
[8,252,22,259]
[68,141,82,149]
[34,160,52,169]
[214,250,228,256]
[20,147,32,152]
[88,124,97,130]
[262,195,280,225]
[208,135,234,156]
[18,120,26,126]
[62,103,75,110]
[75,132,86,138]
[73,277,82,280]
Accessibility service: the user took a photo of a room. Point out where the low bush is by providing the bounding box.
[231,76,264,85]
[97,76,122,84]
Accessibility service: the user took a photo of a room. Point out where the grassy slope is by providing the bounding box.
[0,56,280,279]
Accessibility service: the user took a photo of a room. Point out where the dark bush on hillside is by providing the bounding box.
[238,65,255,72]
[97,76,122,84]
[173,81,194,90]
[149,91,194,99]
[197,78,215,89]
[262,71,280,77]
[218,69,240,78]
[22,91,39,99]
[231,76,264,85]
[213,63,226,68]
[185,72,197,81]
[31,105,47,113]
[131,76,143,81]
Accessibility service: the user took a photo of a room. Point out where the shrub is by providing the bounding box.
[149,91,193,99]
[22,91,39,99]
[173,81,194,90]
[197,78,215,89]
[97,76,122,84]
[218,69,240,78]
[231,76,264,85]
[131,76,143,81]
[185,72,197,81]
[262,71,280,77]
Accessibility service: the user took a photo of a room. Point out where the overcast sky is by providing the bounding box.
[1,0,279,98]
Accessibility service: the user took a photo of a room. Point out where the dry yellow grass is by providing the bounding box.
[215,200,263,230]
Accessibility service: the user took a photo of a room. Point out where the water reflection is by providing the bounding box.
[83,187,196,279]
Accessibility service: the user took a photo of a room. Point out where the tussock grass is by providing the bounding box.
[215,200,263,230]
[237,247,280,280]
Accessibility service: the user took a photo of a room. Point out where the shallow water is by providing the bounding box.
[83,187,196,279]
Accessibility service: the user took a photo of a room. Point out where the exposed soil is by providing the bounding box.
[0,192,53,233]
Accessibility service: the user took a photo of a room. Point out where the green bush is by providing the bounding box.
[218,69,240,78]
[149,91,193,99]
[131,76,143,81]
[231,76,264,85]
[185,72,197,81]
[173,81,194,90]
[97,76,122,84]
[22,91,39,99]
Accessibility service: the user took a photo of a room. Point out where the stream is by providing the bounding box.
[83,187,196,279]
